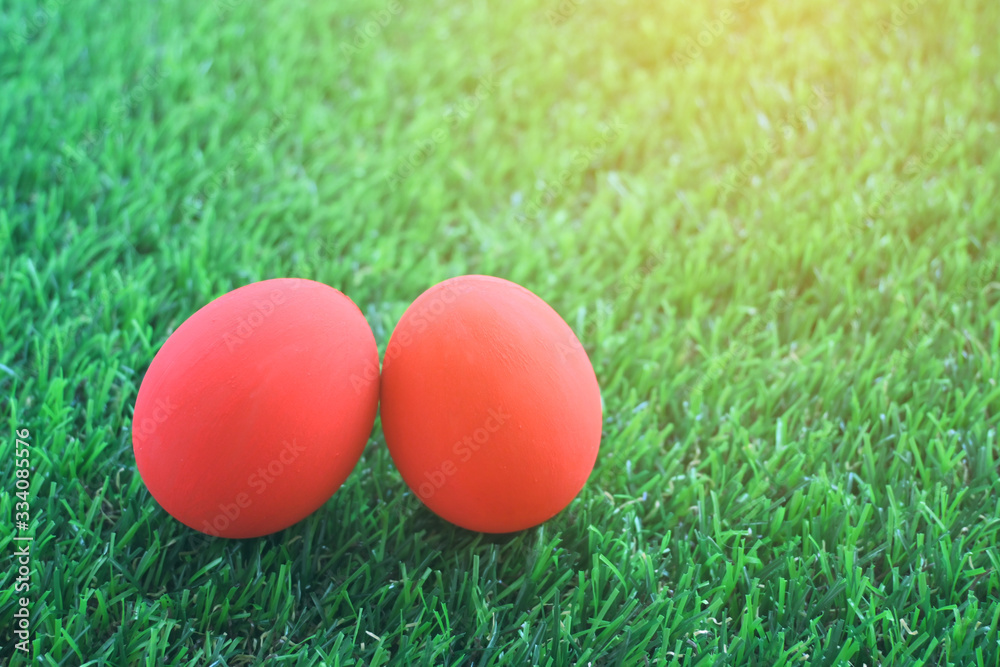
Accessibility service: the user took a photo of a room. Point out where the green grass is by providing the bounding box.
[2,0,1000,663]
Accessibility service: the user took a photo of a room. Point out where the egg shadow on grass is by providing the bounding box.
[173,485,527,563]
[381,492,530,552]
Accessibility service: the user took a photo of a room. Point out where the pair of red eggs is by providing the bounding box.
[132,275,602,538]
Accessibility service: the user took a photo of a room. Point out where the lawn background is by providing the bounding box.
[2,0,1000,664]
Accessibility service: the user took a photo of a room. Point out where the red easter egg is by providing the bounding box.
[132,278,379,538]
[380,275,602,533]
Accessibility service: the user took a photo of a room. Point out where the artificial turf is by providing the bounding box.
[2,0,1000,664]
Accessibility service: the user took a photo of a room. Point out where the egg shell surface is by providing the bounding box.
[380,275,602,533]
[132,278,379,538]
